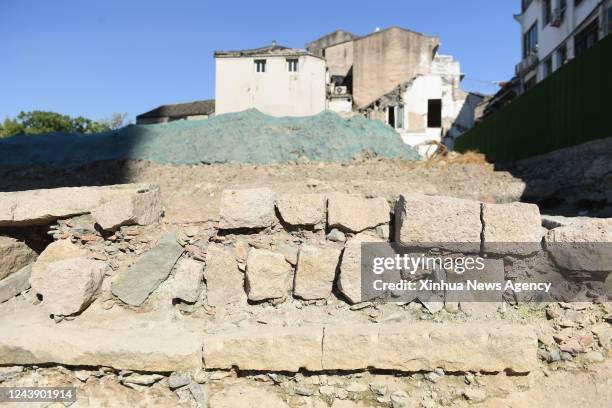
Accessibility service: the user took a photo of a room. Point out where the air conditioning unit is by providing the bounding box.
[334,86,348,95]
[515,54,539,75]
[551,8,565,27]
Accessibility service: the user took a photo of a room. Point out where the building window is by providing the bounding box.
[574,19,599,57]
[542,0,552,26]
[557,43,567,68]
[287,59,298,72]
[255,59,266,73]
[524,75,537,91]
[427,100,442,128]
[542,57,553,79]
[523,23,539,58]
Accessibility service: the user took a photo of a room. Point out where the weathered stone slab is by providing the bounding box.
[218,188,276,230]
[0,183,160,227]
[30,258,106,316]
[328,194,390,233]
[30,239,88,277]
[294,245,341,300]
[276,193,326,227]
[203,326,324,371]
[112,234,184,306]
[204,245,246,307]
[0,264,32,303]
[338,234,385,304]
[91,184,162,231]
[245,249,292,302]
[0,313,202,372]
[170,258,203,303]
[482,202,542,255]
[0,236,37,280]
[323,323,537,373]
[394,193,481,251]
[208,385,287,408]
[544,219,612,272]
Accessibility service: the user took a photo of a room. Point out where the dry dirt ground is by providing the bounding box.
[0,157,611,407]
[0,159,525,224]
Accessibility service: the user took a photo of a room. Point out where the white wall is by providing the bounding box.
[519,0,606,81]
[215,55,326,117]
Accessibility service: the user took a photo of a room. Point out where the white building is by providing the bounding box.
[215,43,326,117]
[515,0,612,90]
[360,55,485,153]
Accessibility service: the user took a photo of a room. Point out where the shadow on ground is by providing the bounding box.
[494,137,612,218]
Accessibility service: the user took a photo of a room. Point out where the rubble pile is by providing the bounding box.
[0,184,610,407]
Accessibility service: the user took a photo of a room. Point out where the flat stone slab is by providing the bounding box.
[202,322,537,374]
[0,312,202,372]
[203,326,324,372]
[0,183,161,227]
[112,234,184,306]
[323,322,537,373]
[0,264,32,303]
[0,236,37,280]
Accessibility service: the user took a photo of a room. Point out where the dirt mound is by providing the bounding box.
[0,109,419,168]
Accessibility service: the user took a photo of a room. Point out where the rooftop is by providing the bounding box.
[136,99,215,120]
[214,43,322,59]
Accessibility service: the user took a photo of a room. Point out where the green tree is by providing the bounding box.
[0,110,127,138]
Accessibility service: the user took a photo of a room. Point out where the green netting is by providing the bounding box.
[455,34,612,162]
[0,109,419,168]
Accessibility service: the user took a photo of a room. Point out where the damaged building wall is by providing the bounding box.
[324,41,354,80]
[360,55,484,152]
[306,29,357,58]
[352,27,440,108]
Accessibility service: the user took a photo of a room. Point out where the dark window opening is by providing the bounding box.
[542,57,553,79]
[543,0,552,26]
[388,107,395,128]
[557,43,567,67]
[524,75,537,91]
[255,59,266,73]
[287,58,298,72]
[574,19,599,57]
[427,99,442,128]
[523,23,539,58]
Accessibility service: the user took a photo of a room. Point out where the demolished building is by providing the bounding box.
[308,26,484,148]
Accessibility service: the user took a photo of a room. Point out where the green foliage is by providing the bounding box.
[0,110,128,138]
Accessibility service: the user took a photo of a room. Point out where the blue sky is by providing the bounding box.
[0,0,521,122]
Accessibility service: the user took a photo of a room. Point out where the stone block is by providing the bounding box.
[328,193,390,233]
[218,188,276,230]
[245,249,292,301]
[294,245,341,300]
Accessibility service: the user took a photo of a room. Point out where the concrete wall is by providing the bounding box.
[352,27,439,108]
[306,30,356,57]
[215,55,326,117]
[324,41,354,78]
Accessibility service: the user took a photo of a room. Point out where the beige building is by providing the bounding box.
[215,43,326,117]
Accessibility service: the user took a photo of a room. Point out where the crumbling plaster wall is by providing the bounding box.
[352,27,439,108]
